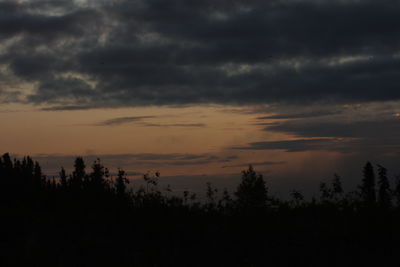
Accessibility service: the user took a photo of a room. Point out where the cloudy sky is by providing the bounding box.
[1,0,400,196]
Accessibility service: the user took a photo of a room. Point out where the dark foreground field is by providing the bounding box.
[1,153,399,266]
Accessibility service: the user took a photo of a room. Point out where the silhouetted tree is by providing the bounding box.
[360,162,376,207]
[394,175,400,207]
[320,173,344,205]
[2,153,13,170]
[319,182,331,203]
[90,159,109,192]
[59,167,68,189]
[115,169,129,197]
[205,182,218,210]
[183,189,189,204]
[33,161,44,190]
[332,173,344,200]
[22,156,34,181]
[4,153,400,266]
[143,171,159,193]
[71,157,86,190]
[218,188,233,211]
[377,165,391,208]
[0,153,13,198]
[235,165,268,210]
[291,190,304,207]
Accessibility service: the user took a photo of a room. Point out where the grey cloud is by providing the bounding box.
[266,118,400,139]
[0,2,98,40]
[233,138,386,153]
[96,116,156,126]
[41,105,99,111]
[28,77,95,104]
[95,116,205,127]
[2,0,400,107]
[257,110,341,120]
[222,161,286,168]
[140,123,206,128]
[233,139,337,152]
[236,111,400,153]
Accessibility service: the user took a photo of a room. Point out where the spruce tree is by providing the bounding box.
[377,165,391,208]
[115,169,129,197]
[394,175,400,207]
[59,167,68,189]
[71,157,85,190]
[360,162,376,207]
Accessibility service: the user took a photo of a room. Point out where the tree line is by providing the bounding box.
[1,153,400,266]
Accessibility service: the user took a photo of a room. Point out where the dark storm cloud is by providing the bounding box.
[29,77,96,104]
[2,0,400,107]
[0,1,98,39]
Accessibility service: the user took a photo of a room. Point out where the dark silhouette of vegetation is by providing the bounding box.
[115,169,129,198]
[377,164,391,208]
[320,173,344,206]
[394,174,400,206]
[360,161,376,207]
[1,153,400,266]
[235,165,268,211]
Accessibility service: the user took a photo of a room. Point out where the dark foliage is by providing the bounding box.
[1,154,400,266]
[360,162,376,207]
[235,165,268,211]
[377,164,391,208]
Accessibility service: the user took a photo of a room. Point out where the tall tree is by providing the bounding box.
[332,173,343,196]
[33,161,43,190]
[319,182,331,203]
[71,157,86,190]
[1,153,13,171]
[377,165,391,208]
[320,173,344,205]
[360,162,376,207]
[235,165,268,210]
[90,159,108,192]
[394,175,400,207]
[59,167,68,189]
[331,173,344,204]
[115,169,129,197]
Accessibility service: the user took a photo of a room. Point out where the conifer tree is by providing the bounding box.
[291,190,304,207]
[71,157,86,190]
[377,165,391,208]
[360,162,376,207]
[394,175,400,207]
[115,169,129,197]
[2,153,13,170]
[319,182,331,203]
[90,159,108,192]
[59,167,68,189]
[34,161,43,189]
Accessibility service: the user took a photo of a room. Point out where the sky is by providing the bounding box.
[1,0,400,197]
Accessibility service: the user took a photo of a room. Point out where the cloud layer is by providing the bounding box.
[2,0,400,108]
[236,103,400,154]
